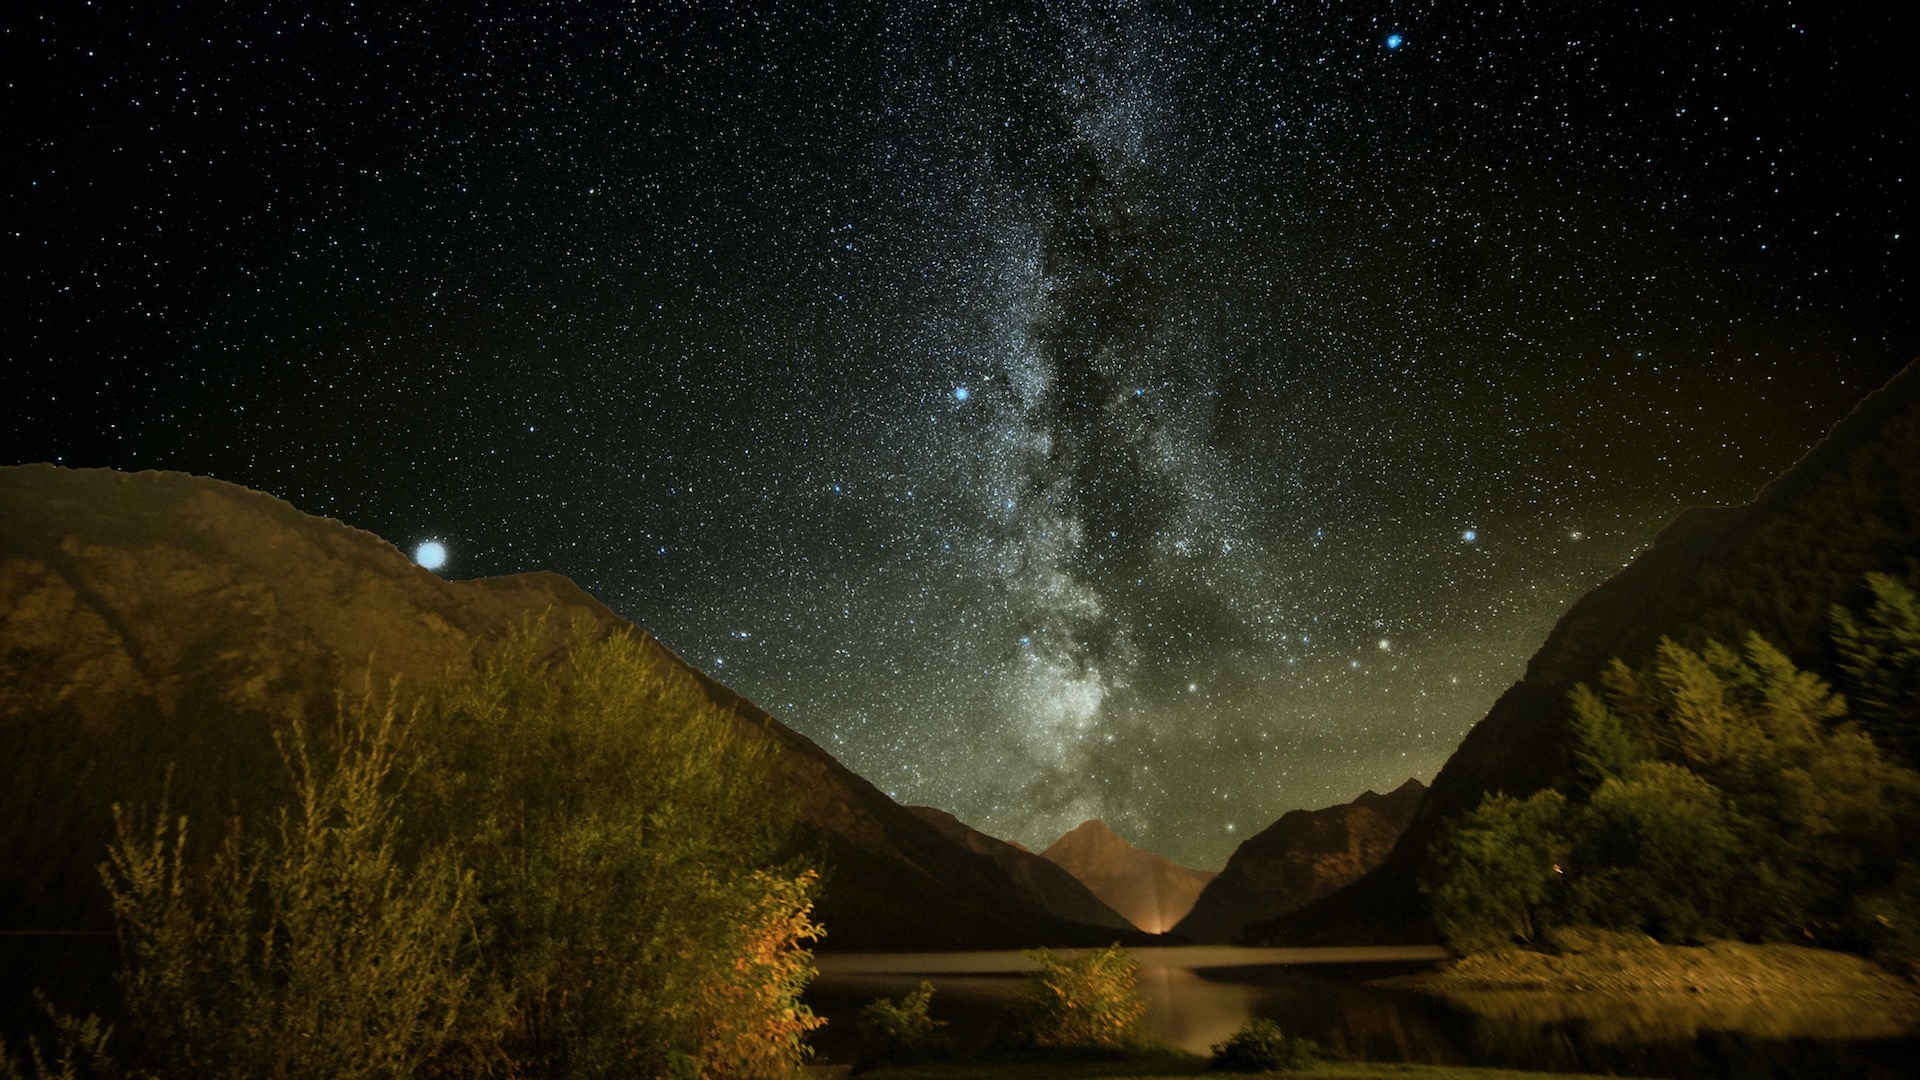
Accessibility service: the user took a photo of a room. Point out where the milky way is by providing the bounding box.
[8,1,1915,866]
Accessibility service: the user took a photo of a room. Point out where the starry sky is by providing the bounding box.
[7,1,1915,868]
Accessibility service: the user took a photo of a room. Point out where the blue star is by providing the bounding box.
[1386,33,1404,49]
[1461,529,1477,542]
[954,385,970,402]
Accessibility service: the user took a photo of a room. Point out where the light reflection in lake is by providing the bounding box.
[810,945,1458,1059]
[805,945,1920,1078]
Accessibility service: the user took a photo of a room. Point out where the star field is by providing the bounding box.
[7,1,1915,867]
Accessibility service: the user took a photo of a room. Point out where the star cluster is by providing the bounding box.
[7,1,1914,867]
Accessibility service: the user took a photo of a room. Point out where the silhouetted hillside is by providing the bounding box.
[1039,819,1216,934]
[0,464,1138,953]
[1258,359,1920,945]
[1175,779,1423,943]
[906,805,1135,932]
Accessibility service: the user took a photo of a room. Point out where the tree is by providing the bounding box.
[1832,572,1920,765]
[1430,629,1920,952]
[1422,790,1570,953]
[1568,761,1747,941]
[47,627,827,1080]
[1568,680,1637,792]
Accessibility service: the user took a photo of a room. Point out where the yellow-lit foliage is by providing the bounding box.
[412,622,822,1079]
[100,685,474,1080]
[1019,945,1146,1049]
[686,869,826,1079]
[36,626,825,1080]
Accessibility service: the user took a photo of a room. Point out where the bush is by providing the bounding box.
[30,627,827,1080]
[1208,1018,1320,1072]
[100,687,475,1080]
[1421,789,1570,953]
[410,625,824,1078]
[855,981,946,1064]
[1018,944,1147,1049]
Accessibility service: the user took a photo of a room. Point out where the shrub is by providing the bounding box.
[36,627,827,1080]
[1208,1018,1320,1072]
[410,625,824,1078]
[1019,944,1147,1049]
[100,687,474,1080]
[855,980,946,1063]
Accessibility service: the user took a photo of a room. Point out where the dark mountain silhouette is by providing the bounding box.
[1253,358,1920,945]
[0,464,1144,952]
[1173,779,1424,944]
[905,806,1135,932]
[1039,820,1217,934]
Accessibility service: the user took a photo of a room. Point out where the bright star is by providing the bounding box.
[954,385,970,401]
[1461,529,1477,542]
[414,541,448,570]
[1386,33,1403,49]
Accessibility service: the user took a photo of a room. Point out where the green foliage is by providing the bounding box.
[1427,622,1920,954]
[1422,790,1570,954]
[857,981,947,1064]
[1019,945,1148,1050]
[29,626,825,1079]
[1206,1018,1320,1072]
[409,624,823,1079]
[100,687,474,1080]
[1832,572,1920,765]
[1568,682,1637,792]
[1566,762,1748,941]
[1,1003,123,1080]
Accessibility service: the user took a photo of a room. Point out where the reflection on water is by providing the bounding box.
[810,946,1463,1061]
[805,945,1920,1079]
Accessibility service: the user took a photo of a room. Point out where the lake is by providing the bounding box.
[805,945,1919,1079]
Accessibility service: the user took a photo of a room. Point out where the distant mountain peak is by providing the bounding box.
[1174,779,1426,943]
[1053,818,1128,846]
[1040,820,1216,935]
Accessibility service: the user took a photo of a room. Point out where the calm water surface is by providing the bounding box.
[805,945,1918,1079]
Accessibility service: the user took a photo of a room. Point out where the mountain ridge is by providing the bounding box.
[1173,779,1424,943]
[1039,818,1217,934]
[0,463,1145,952]
[1256,358,1920,945]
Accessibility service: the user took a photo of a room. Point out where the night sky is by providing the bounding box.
[8,2,1915,868]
